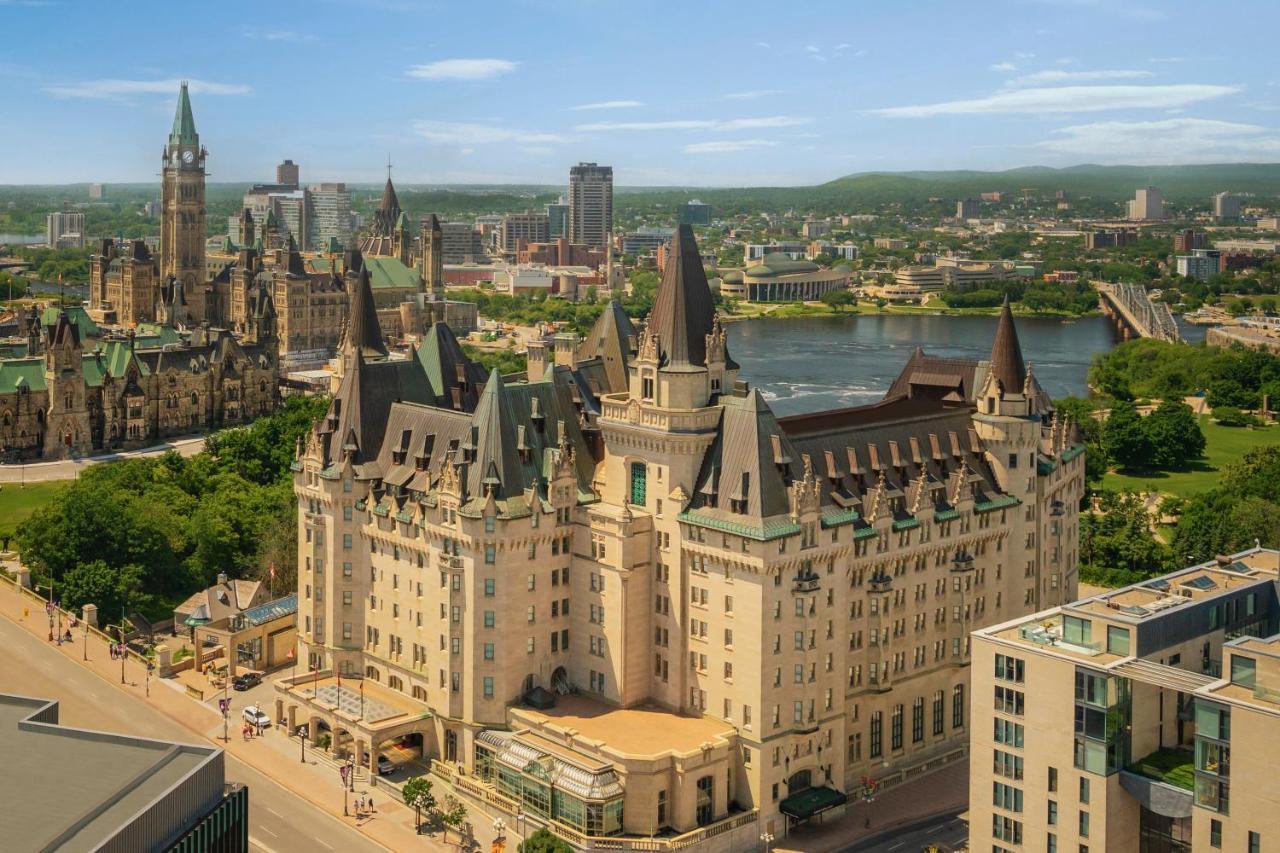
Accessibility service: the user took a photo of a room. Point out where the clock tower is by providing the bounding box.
[161,81,207,304]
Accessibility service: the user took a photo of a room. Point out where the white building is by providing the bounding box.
[1127,186,1165,221]
[46,210,85,249]
[1213,191,1242,223]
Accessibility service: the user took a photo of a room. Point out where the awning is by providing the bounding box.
[184,616,210,627]
[780,786,847,820]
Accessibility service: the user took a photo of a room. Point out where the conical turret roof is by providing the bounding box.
[344,266,388,360]
[380,176,400,216]
[648,224,719,368]
[169,81,198,147]
[988,295,1027,394]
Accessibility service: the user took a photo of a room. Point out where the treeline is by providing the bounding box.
[9,247,91,284]
[15,395,328,621]
[939,279,1098,314]
[1089,339,1280,407]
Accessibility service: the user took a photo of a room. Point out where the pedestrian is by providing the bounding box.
[368,795,374,813]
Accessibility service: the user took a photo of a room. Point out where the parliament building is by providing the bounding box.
[276,225,1085,848]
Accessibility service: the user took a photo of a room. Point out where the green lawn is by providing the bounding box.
[1104,418,1280,498]
[1128,747,1195,791]
[0,480,69,543]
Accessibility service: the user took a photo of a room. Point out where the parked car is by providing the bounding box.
[232,672,262,691]
[377,754,395,776]
[242,705,271,728]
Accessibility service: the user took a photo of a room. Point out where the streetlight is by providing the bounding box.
[36,582,53,641]
[82,618,88,661]
[760,831,775,853]
[494,817,507,852]
[515,807,526,845]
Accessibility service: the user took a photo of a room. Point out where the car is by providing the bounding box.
[377,754,395,776]
[232,672,262,691]
[242,705,271,728]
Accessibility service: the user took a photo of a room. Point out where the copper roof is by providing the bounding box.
[989,296,1027,394]
[647,224,727,369]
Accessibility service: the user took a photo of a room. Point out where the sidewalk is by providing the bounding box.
[0,574,497,853]
[777,760,970,853]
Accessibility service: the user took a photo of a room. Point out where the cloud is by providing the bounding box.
[241,28,317,43]
[682,139,779,154]
[990,62,1018,72]
[406,58,517,81]
[570,100,644,111]
[805,45,821,53]
[1007,69,1154,86]
[576,115,810,133]
[1038,118,1280,163]
[411,120,567,145]
[44,78,252,99]
[723,89,779,100]
[835,43,851,51]
[1013,51,1037,59]
[1148,56,1189,64]
[754,41,770,48]
[872,84,1238,118]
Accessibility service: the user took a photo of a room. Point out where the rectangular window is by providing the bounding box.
[483,676,494,698]
[1106,625,1130,656]
[484,578,496,596]
[1248,831,1260,853]
[1079,777,1090,804]
[1079,811,1089,838]
[630,462,647,505]
[485,544,496,564]
[891,704,903,751]
[484,610,495,628]
[483,643,494,661]
[870,712,882,758]
[1209,819,1222,848]
[1231,655,1257,689]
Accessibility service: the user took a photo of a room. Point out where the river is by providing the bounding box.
[726,314,1207,416]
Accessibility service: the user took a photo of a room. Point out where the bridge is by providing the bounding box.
[1095,281,1181,343]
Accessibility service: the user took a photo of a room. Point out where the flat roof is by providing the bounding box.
[0,694,220,853]
[513,694,736,757]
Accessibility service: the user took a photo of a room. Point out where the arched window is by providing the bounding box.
[629,461,646,506]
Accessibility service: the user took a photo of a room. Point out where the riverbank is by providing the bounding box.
[720,297,1099,323]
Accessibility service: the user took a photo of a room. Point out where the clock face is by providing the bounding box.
[182,150,195,164]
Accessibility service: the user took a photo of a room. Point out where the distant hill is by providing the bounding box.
[822,163,1280,202]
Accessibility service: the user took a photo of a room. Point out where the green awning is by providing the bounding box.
[184,616,210,627]
[780,786,847,820]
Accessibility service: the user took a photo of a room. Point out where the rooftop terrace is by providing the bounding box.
[511,694,737,759]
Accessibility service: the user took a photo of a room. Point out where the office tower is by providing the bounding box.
[1128,186,1164,221]
[309,183,353,249]
[498,213,551,253]
[970,548,1280,853]
[956,198,980,220]
[679,199,713,226]
[45,209,85,249]
[1213,191,1241,223]
[277,159,300,188]
[569,162,613,248]
[546,197,569,238]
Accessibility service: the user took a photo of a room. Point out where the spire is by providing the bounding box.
[343,266,388,360]
[647,224,720,368]
[169,81,198,147]
[989,294,1027,394]
[380,173,400,216]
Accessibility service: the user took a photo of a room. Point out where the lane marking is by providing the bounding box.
[262,828,278,838]
[249,836,280,853]
[267,808,283,819]
[315,839,334,850]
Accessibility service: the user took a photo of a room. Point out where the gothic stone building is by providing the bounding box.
[0,308,278,461]
[277,225,1084,848]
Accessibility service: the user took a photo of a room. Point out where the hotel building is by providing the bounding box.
[970,548,1280,853]
[278,225,1084,849]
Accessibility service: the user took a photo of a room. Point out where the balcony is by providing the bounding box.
[1120,748,1194,819]
[793,572,821,593]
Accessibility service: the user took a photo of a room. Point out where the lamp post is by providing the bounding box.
[493,817,507,852]
[760,831,774,853]
[82,618,88,661]
[37,583,53,641]
[515,807,526,845]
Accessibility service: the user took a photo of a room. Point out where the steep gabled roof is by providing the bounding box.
[417,322,486,411]
[317,351,434,466]
[648,224,721,369]
[989,295,1027,394]
[577,299,635,393]
[49,311,81,349]
[690,389,798,519]
[343,266,388,360]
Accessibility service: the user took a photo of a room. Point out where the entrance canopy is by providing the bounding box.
[780,786,847,821]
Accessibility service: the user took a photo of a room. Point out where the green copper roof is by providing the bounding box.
[974,494,1021,513]
[40,306,99,339]
[363,256,420,290]
[676,509,801,542]
[745,253,820,278]
[170,82,198,146]
[0,358,46,393]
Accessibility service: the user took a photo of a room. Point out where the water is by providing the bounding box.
[0,234,43,246]
[727,314,1208,416]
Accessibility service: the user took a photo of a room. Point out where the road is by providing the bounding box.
[0,436,206,483]
[0,613,385,853]
[832,811,968,853]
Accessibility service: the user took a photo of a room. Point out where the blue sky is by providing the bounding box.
[1,0,1277,186]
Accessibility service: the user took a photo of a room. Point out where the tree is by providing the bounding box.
[1142,400,1205,470]
[1081,490,1172,585]
[1213,406,1257,428]
[820,290,855,312]
[1103,401,1154,472]
[518,828,575,853]
[437,796,467,845]
[401,777,436,833]
[59,560,148,620]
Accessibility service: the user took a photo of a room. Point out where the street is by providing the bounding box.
[832,811,968,853]
[0,436,207,483]
[0,612,386,853]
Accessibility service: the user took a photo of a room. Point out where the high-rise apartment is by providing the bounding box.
[45,209,85,249]
[970,548,1280,853]
[956,198,980,220]
[309,183,353,249]
[1128,186,1165,221]
[277,226,1084,848]
[569,162,613,248]
[1213,191,1242,223]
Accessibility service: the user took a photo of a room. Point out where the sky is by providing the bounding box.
[0,0,1277,186]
